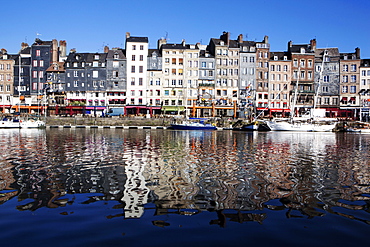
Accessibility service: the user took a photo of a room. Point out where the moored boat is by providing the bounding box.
[170,121,217,130]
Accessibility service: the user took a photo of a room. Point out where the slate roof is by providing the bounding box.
[161,43,189,50]
[269,51,290,60]
[106,49,126,59]
[289,44,315,54]
[126,36,148,43]
[315,48,340,57]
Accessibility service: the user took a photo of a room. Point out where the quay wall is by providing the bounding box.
[45,116,234,127]
[46,116,171,127]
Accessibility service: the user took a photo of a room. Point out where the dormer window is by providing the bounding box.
[114,53,119,59]
[283,56,287,61]
[94,54,99,60]
[274,56,278,61]
[300,47,305,54]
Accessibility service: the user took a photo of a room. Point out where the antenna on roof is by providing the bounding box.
[165,31,168,40]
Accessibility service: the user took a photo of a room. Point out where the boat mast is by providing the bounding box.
[291,67,300,118]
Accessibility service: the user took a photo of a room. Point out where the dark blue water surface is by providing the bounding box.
[0,129,369,247]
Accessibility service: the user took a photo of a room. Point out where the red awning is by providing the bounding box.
[342,97,348,101]
[269,109,291,112]
[350,97,356,101]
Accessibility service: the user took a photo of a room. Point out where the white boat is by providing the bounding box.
[0,116,45,129]
[0,118,22,128]
[268,117,337,132]
[20,119,46,128]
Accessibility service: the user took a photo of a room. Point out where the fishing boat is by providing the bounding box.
[171,119,217,130]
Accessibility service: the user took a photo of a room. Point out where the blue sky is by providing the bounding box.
[2,0,370,57]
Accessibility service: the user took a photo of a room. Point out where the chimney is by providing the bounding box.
[70,48,76,53]
[220,31,230,46]
[59,40,67,57]
[21,42,29,50]
[263,35,269,44]
[288,40,293,52]
[104,46,109,53]
[157,38,167,49]
[355,47,360,59]
[181,39,186,46]
[52,39,58,63]
[238,34,243,44]
[310,39,316,51]
[126,32,131,39]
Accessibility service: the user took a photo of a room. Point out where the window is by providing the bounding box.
[308,60,313,67]
[74,71,78,77]
[293,59,298,67]
[33,60,38,67]
[342,86,348,93]
[131,78,135,85]
[92,71,98,78]
[308,71,313,80]
[139,66,143,73]
[350,86,356,93]
[343,75,348,83]
[74,81,78,87]
[351,75,356,82]
[132,55,135,61]
[201,62,206,68]
[323,75,329,82]
[283,65,288,72]
[140,55,143,61]
[342,65,348,72]
[131,66,135,73]
[140,45,144,50]
[36,50,40,57]
[351,64,357,72]
[132,45,136,50]
[139,78,143,86]
[322,86,328,92]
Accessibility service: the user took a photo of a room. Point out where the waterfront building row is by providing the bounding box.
[0,32,369,120]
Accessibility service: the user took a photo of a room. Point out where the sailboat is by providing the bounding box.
[268,52,337,132]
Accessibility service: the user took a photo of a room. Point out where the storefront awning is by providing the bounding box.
[162,106,185,112]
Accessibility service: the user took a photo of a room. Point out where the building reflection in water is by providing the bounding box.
[0,129,369,226]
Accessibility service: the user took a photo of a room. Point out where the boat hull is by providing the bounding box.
[268,120,336,132]
[170,124,216,130]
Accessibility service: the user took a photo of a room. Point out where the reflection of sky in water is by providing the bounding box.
[0,129,369,246]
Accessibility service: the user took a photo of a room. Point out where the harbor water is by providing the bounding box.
[0,128,369,246]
